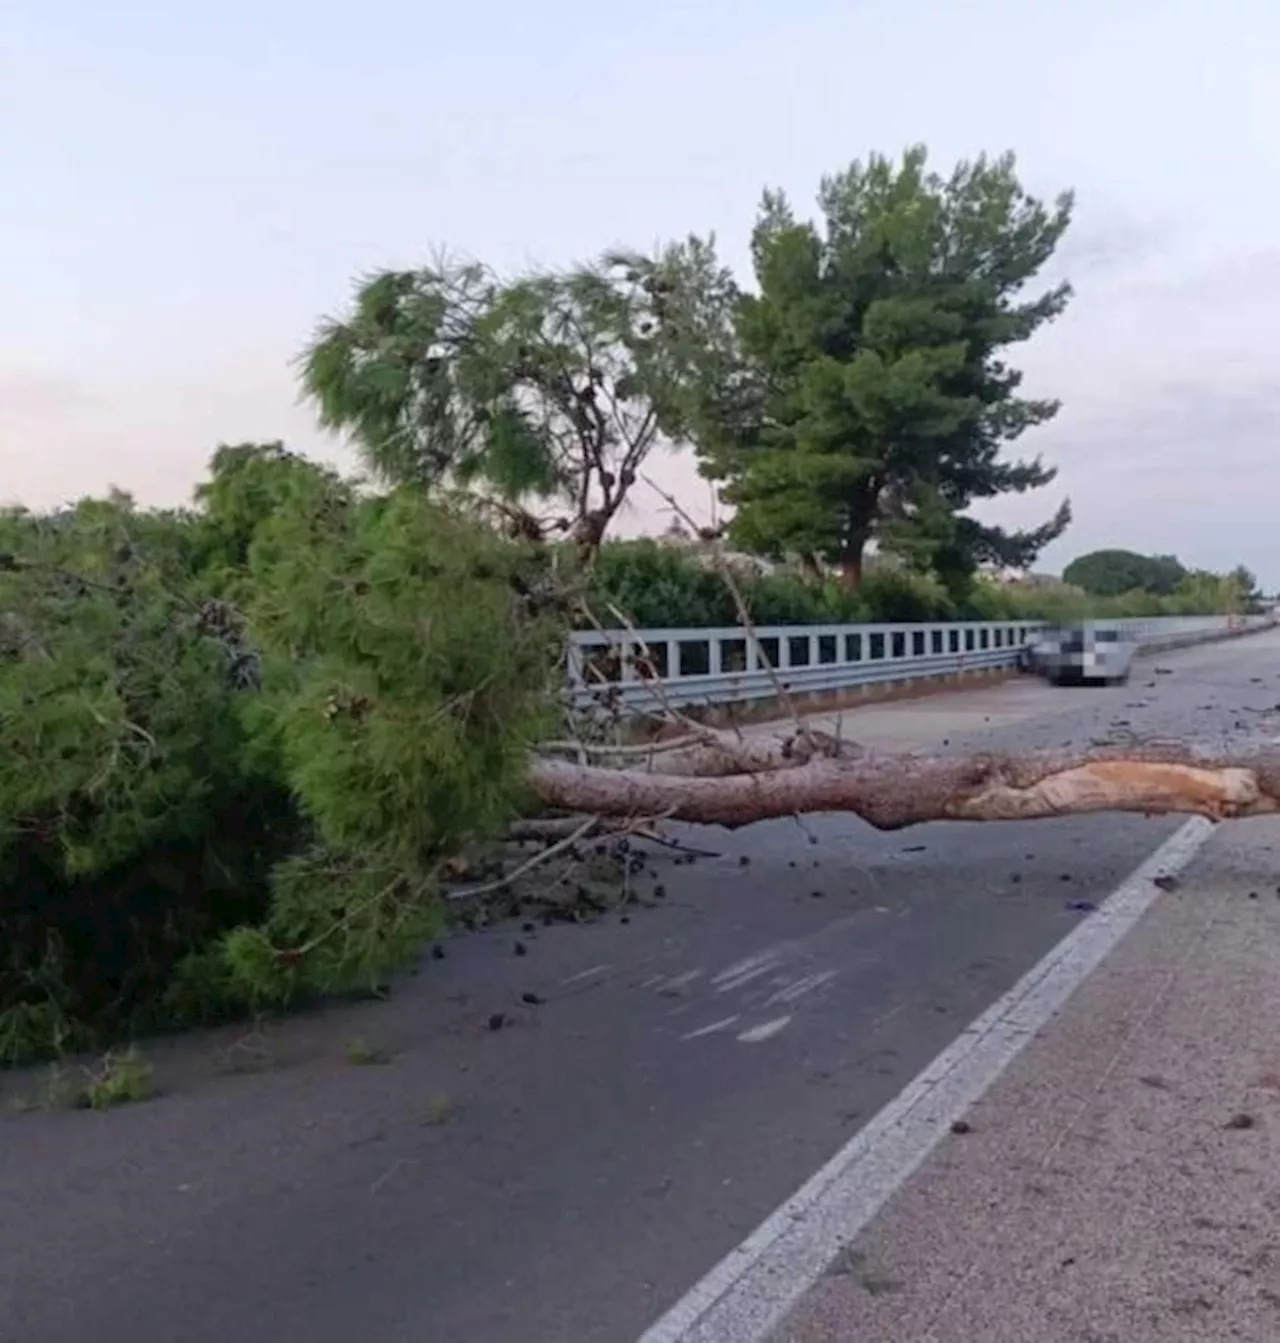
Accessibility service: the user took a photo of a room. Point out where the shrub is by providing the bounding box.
[585,540,737,628]
[587,542,960,628]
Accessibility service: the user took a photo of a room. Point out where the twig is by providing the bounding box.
[624,826,722,860]
[639,474,807,735]
[508,815,634,841]
[276,871,417,962]
[538,732,705,758]
[581,595,709,737]
[447,814,600,902]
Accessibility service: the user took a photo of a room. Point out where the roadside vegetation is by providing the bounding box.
[1,143,1267,1072]
[586,538,1260,630]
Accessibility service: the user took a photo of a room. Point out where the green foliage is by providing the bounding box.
[1062,549,1186,598]
[686,145,1074,588]
[586,541,740,627]
[191,441,318,588]
[0,448,560,1064]
[587,539,1252,631]
[1058,549,1264,616]
[587,540,956,626]
[80,1047,155,1110]
[0,493,291,1063]
[1226,565,1263,612]
[300,248,728,558]
[244,481,557,858]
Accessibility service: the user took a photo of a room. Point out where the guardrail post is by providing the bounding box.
[566,639,586,689]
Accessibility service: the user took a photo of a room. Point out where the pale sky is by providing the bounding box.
[4,0,1279,582]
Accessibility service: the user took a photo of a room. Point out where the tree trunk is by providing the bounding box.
[572,508,611,568]
[528,731,1280,831]
[798,551,824,585]
[838,543,864,591]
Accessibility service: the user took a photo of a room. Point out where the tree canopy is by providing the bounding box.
[684,145,1074,591]
[293,148,1077,594]
[300,244,734,561]
[1062,549,1187,598]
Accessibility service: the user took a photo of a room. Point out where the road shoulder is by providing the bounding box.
[776,819,1280,1343]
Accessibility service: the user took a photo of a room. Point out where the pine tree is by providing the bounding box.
[693,145,1074,589]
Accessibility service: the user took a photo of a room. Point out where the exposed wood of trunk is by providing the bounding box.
[527,744,1280,831]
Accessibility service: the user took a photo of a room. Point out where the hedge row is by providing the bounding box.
[583,540,1246,629]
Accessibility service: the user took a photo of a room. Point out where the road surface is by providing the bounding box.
[3,631,1278,1343]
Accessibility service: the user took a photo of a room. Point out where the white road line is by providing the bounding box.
[713,951,786,993]
[562,965,612,986]
[736,1016,793,1044]
[763,971,838,1009]
[634,815,1216,1343]
[659,970,704,993]
[682,1017,741,1041]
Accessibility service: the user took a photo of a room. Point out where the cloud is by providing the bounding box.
[984,360,1280,581]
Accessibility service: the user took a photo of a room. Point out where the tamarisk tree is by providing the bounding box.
[300,243,734,561]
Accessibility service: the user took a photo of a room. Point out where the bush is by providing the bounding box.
[586,542,1249,632]
[585,540,738,627]
[587,541,960,628]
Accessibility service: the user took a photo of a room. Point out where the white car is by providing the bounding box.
[1021,622,1136,686]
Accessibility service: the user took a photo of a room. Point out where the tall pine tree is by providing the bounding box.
[694,145,1074,590]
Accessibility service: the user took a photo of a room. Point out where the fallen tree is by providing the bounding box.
[527,728,1280,830]
[5,450,1273,1067]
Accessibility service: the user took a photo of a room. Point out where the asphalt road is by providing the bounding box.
[4,632,1279,1343]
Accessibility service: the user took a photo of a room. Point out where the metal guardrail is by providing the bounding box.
[567,615,1274,714]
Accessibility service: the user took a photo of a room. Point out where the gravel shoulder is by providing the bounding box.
[778,817,1280,1342]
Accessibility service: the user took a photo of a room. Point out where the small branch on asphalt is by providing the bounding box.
[621,825,723,860]
[448,814,601,903]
